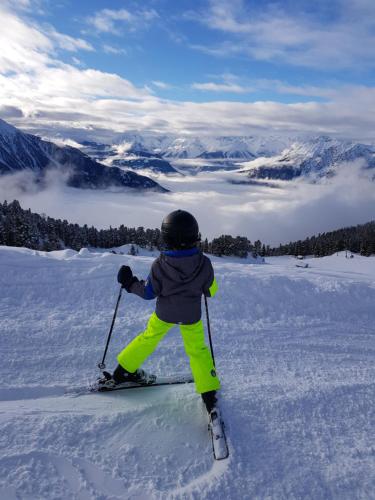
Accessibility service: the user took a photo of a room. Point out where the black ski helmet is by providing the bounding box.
[161,210,200,249]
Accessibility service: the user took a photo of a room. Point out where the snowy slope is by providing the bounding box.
[0,247,375,499]
[238,136,375,180]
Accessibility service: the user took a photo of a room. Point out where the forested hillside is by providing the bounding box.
[1,200,374,257]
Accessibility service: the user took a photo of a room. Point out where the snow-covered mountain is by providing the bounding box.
[112,157,181,175]
[6,119,375,183]
[71,134,294,176]
[238,136,375,181]
[72,132,375,181]
[111,133,290,160]
[0,119,166,191]
[66,135,181,176]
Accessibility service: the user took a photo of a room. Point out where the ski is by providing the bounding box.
[66,374,193,397]
[208,407,229,460]
[93,373,194,393]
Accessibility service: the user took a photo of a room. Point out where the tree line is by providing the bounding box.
[268,223,375,257]
[0,200,260,257]
[0,200,374,257]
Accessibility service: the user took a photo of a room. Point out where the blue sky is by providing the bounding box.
[1,0,375,138]
[38,0,374,101]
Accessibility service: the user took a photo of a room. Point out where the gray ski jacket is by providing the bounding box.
[129,248,217,324]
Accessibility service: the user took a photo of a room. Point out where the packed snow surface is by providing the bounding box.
[0,247,374,499]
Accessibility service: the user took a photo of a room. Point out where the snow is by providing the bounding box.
[237,136,375,179]
[108,133,293,160]
[1,247,374,499]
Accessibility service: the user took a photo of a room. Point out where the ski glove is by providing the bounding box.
[117,265,138,291]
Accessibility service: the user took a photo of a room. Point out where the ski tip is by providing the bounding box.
[214,448,230,461]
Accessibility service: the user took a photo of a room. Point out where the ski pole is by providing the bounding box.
[204,295,216,368]
[98,286,123,371]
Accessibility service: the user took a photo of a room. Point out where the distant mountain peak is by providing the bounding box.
[239,135,375,181]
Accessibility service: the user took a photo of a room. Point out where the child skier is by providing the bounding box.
[102,210,220,414]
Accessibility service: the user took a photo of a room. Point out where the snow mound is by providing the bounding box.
[77,247,91,257]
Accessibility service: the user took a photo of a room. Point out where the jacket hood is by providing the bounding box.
[160,250,205,284]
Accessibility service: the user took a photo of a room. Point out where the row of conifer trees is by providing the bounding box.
[0,200,374,257]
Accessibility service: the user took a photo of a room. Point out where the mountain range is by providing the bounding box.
[72,131,375,181]
[0,119,166,192]
[109,132,290,159]
[1,117,375,185]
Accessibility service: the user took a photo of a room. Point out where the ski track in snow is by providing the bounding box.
[0,246,375,499]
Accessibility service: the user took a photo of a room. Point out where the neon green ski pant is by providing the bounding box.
[117,312,220,394]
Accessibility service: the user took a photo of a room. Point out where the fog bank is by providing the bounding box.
[0,164,374,246]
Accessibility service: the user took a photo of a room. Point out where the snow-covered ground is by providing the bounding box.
[1,247,374,499]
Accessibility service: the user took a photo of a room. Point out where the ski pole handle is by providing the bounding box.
[98,286,123,370]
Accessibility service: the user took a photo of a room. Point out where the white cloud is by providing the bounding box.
[9,0,32,8]
[2,162,374,246]
[87,7,158,35]
[71,57,83,66]
[1,4,375,142]
[0,4,93,75]
[103,44,127,55]
[191,82,253,93]
[88,8,134,34]
[0,65,150,103]
[0,5,52,73]
[0,105,24,118]
[190,0,375,69]
[152,81,172,90]
[3,0,44,14]
[47,28,94,52]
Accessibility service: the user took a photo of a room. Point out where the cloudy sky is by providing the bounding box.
[1,0,375,140]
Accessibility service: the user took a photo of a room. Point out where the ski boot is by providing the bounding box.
[98,364,156,388]
[202,390,217,413]
[97,370,114,387]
